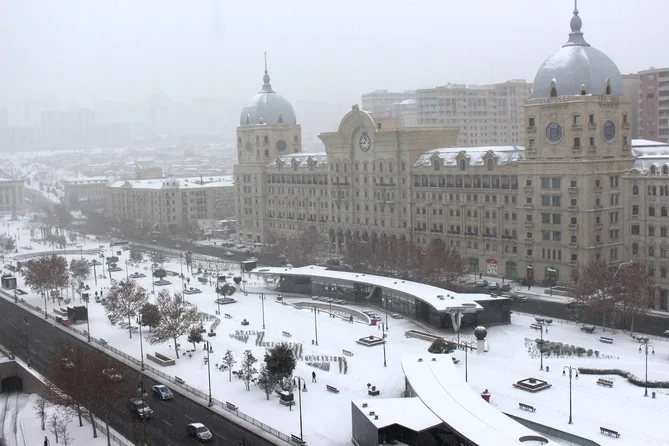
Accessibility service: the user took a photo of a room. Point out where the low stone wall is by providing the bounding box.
[146,352,175,367]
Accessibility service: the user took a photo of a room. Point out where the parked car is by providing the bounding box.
[224,251,234,257]
[128,398,153,419]
[187,423,213,443]
[475,280,489,288]
[488,283,500,291]
[152,384,174,400]
[102,368,122,382]
[500,283,511,292]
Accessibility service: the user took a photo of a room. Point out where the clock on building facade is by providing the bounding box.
[359,132,371,152]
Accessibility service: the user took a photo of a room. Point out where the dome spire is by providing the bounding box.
[261,52,275,93]
[564,0,590,47]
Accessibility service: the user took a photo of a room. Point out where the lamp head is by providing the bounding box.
[639,346,642,353]
[562,370,566,376]
[575,371,579,379]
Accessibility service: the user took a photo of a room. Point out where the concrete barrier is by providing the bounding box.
[146,352,176,367]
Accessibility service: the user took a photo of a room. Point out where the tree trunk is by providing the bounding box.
[41,412,45,430]
[228,369,232,382]
[128,315,132,339]
[76,404,83,427]
[173,337,180,358]
[106,422,111,446]
[89,410,97,438]
[630,314,636,337]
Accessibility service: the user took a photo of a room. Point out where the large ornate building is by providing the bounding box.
[234,6,669,311]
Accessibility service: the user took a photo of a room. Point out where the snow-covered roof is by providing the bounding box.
[401,355,551,446]
[413,146,525,168]
[351,398,442,432]
[254,265,503,312]
[109,176,234,190]
[267,152,328,170]
[64,176,109,185]
[632,139,669,148]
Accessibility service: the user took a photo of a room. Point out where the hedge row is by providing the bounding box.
[578,368,669,389]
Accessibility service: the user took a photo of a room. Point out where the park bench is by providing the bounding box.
[599,337,614,344]
[342,349,354,357]
[225,401,238,411]
[367,385,380,396]
[326,385,340,394]
[597,378,614,388]
[99,339,107,346]
[224,313,232,319]
[519,402,536,412]
[451,357,460,364]
[174,376,185,385]
[530,323,542,330]
[291,434,306,445]
[600,427,620,438]
[580,326,596,333]
[282,331,292,337]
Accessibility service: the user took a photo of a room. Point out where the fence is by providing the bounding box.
[93,419,133,446]
[1,289,294,444]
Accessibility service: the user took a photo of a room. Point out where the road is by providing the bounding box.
[0,294,279,446]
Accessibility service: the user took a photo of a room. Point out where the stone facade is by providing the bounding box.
[0,179,24,214]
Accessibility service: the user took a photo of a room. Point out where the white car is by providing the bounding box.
[187,423,213,442]
[224,251,234,257]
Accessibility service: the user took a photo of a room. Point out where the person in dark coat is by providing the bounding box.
[312,371,316,383]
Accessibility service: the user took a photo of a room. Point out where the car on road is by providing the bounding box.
[102,368,123,382]
[500,283,511,292]
[128,398,153,419]
[488,282,500,292]
[152,384,174,400]
[475,280,489,288]
[224,251,234,257]
[187,423,213,442]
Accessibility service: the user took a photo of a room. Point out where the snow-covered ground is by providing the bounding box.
[0,392,121,446]
[2,216,669,445]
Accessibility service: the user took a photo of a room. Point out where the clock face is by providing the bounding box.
[276,139,287,153]
[245,141,252,154]
[359,133,371,152]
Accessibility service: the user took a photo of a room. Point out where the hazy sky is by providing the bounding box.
[1,0,667,109]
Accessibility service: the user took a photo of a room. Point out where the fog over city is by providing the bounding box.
[1,0,667,140]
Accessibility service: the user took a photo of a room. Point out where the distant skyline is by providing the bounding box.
[1,1,667,115]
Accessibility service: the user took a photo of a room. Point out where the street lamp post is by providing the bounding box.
[125,260,129,281]
[137,315,145,371]
[638,340,655,397]
[23,317,30,368]
[295,376,305,442]
[92,261,98,286]
[537,318,548,371]
[384,297,390,330]
[260,294,266,329]
[382,321,387,367]
[179,253,183,279]
[205,340,213,406]
[42,291,48,319]
[313,307,319,346]
[85,295,91,342]
[151,264,155,294]
[562,366,579,424]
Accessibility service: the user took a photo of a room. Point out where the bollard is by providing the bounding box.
[652,391,656,399]
[546,366,550,372]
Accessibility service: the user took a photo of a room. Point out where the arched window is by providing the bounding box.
[649,225,656,236]
[335,163,340,173]
[433,160,440,171]
[459,159,466,171]
[487,159,494,171]
[664,166,669,175]
[389,162,394,173]
[650,165,657,175]
[379,163,384,173]
[550,87,557,97]
[649,206,656,216]
[401,162,406,171]
[632,243,639,255]
[605,80,612,95]
[632,184,639,195]
[663,207,668,217]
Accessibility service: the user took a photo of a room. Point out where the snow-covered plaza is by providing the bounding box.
[2,215,669,445]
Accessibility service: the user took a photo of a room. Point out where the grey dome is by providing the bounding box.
[239,57,296,126]
[532,4,622,98]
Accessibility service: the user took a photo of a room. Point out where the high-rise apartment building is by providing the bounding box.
[416,80,532,147]
[361,90,416,117]
[622,74,640,138]
[637,67,669,143]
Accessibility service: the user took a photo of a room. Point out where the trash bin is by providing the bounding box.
[481,389,491,403]
[546,366,550,372]
[652,391,656,399]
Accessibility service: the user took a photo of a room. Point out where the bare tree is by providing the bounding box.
[139,302,161,332]
[256,365,279,400]
[103,280,149,338]
[33,396,51,431]
[48,411,61,443]
[57,408,73,446]
[148,289,200,358]
[612,261,656,335]
[21,255,69,303]
[572,260,620,330]
[240,349,257,391]
[222,349,236,382]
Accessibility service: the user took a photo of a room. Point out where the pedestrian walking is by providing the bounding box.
[479,272,483,279]
[44,436,50,446]
[312,371,316,383]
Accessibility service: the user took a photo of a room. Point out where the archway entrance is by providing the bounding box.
[1,376,23,393]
